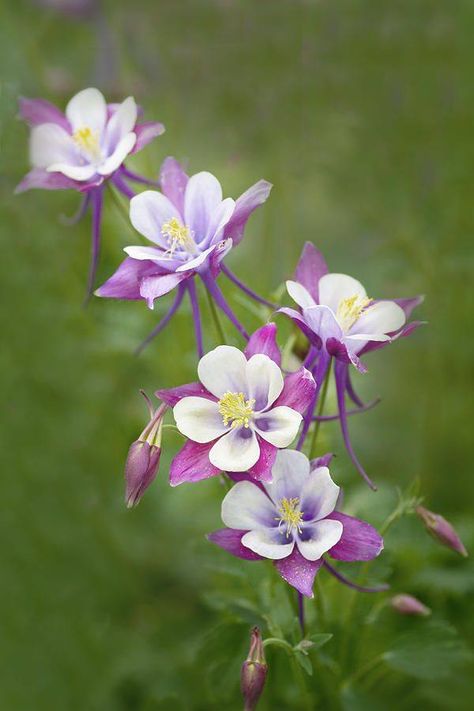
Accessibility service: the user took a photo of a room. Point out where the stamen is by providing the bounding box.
[276,497,304,537]
[73,126,101,160]
[336,294,372,332]
[161,217,194,255]
[218,392,255,429]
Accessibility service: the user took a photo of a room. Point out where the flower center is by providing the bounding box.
[276,497,304,537]
[336,294,372,332]
[72,126,102,161]
[218,392,255,429]
[161,217,196,255]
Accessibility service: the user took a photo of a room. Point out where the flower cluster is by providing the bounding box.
[20,85,461,708]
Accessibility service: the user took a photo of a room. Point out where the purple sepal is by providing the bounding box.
[18,96,70,130]
[359,320,425,356]
[15,168,101,194]
[294,241,328,302]
[278,307,322,348]
[140,271,191,308]
[274,367,316,415]
[208,238,233,278]
[394,295,424,318]
[326,338,367,373]
[159,156,189,214]
[246,436,277,482]
[132,121,165,154]
[169,440,220,486]
[274,547,324,598]
[328,512,383,561]
[310,453,334,469]
[244,323,281,365]
[95,258,159,300]
[156,381,215,407]
[224,179,272,246]
[207,529,263,561]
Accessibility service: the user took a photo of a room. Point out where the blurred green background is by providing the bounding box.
[1,1,473,709]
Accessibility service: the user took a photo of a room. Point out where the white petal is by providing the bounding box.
[303,305,342,341]
[221,481,277,529]
[300,467,340,522]
[349,300,406,338]
[66,87,107,134]
[318,273,367,313]
[103,96,137,152]
[197,345,248,399]
[30,123,77,169]
[175,245,216,272]
[203,197,235,246]
[209,428,260,471]
[286,280,316,309]
[242,529,295,560]
[97,132,136,175]
[296,519,343,561]
[254,406,302,448]
[123,245,165,261]
[184,171,223,239]
[46,162,97,181]
[173,397,225,443]
[129,190,177,247]
[264,449,310,504]
[245,354,284,411]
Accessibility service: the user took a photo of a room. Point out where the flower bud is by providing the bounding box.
[416,506,468,557]
[241,627,268,711]
[391,594,431,616]
[124,403,166,508]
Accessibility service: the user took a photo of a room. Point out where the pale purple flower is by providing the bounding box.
[16,88,164,294]
[124,402,166,508]
[209,449,384,597]
[157,325,316,485]
[96,157,272,353]
[391,594,431,616]
[416,506,468,557]
[283,242,424,489]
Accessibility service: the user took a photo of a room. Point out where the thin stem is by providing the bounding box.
[313,397,380,422]
[60,192,91,226]
[84,186,103,302]
[296,353,330,451]
[221,264,277,309]
[323,561,389,594]
[308,360,332,459]
[343,655,384,689]
[314,576,328,629]
[106,181,134,230]
[297,592,305,635]
[187,281,204,358]
[202,274,249,340]
[204,279,226,344]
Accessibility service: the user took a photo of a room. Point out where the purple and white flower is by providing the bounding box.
[282,242,424,489]
[96,157,272,352]
[16,88,164,295]
[157,325,316,485]
[209,449,384,597]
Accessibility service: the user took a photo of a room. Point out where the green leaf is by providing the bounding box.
[383,622,473,681]
[295,651,313,676]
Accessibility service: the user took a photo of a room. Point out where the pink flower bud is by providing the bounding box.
[416,506,468,557]
[241,627,268,711]
[124,402,166,508]
[391,594,431,616]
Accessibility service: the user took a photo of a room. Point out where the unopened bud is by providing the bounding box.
[416,506,468,557]
[241,627,267,711]
[391,594,431,616]
[124,403,166,508]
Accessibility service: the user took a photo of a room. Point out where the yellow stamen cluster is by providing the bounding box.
[336,294,372,332]
[161,217,193,254]
[218,391,255,429]
[276,497,304,537]
[73,126,101,159]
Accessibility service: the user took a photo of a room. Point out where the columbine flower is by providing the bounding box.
[208,449,383,597]
[96,157,272,352]
[156,324,316,485]
[281,242,424,489]
[416,505,468,557]
[16,88,164,294]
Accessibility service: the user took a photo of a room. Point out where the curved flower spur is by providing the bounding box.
[209,449,384,598]
[95,157,273,355]
[280,241,424,489]
[156,324,316,485]
[16,87,165,296]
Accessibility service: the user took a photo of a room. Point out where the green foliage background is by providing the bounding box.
[1,1,473,708]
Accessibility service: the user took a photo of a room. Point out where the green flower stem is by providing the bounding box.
[263,638,314,710]
[106,182,134,230]
[343,654,384,689]
[205,284,226,344]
